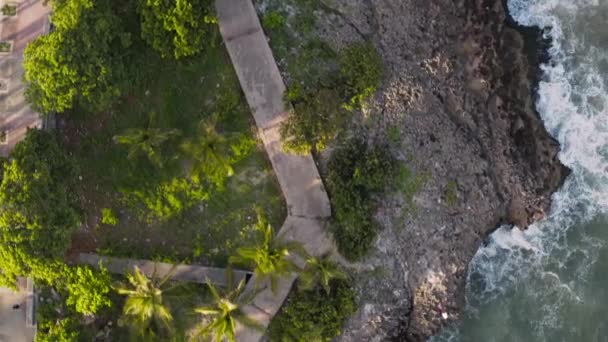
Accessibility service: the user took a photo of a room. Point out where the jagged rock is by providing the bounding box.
[311,0,569,340]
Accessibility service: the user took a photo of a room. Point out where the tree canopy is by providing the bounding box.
[0,130,80,286]
[23,0,129,113]
[138,0,214,59]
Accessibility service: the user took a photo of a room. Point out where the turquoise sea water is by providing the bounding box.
[433,0,608,341]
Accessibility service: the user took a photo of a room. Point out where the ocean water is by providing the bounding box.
[432,0,608,341]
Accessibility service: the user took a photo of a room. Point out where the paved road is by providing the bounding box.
[215,0,336,340]
[0,0,51,157]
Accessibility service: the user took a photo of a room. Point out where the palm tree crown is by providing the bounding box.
[114,265,177,338]
[299,253,347,294]
[180,114,234,188]
[113,121,181,168]
[191,274,261,342]
[229,216,306,293]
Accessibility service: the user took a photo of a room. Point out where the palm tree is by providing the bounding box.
[180,114,234,188]
[229,216,306,293]
[190,273,261,342]
[299,253,347,294]
[114,265,179,339]
[113,112,181,167]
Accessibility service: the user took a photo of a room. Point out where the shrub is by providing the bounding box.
[444,180,458,207]
[268,279,356,342]
[1,4,16,16]
[137,0,215,59]
[101,208,118,226]
[66,265,113,315]
[339,42,383,109]
[229,133,257,163]
[280,88,348,154]
[0,130,80,285]
[263,10,286,30]
[36,316,80,342]
[327,138,398,260]
[36,287,81,342]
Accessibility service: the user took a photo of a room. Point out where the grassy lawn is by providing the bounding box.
[60,28,286,267]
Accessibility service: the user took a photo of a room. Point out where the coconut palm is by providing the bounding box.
[190,273,261,342]
[299,253,347,294]
[114,265,179,339]
[113,112,181,167]
[229,216,306,293]
[180,114,234,188]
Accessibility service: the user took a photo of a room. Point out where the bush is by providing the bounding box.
[36,286,81,342]
[36,316,80,342]
[66,265,113,315]
[0,130,80,286]
[327,138,398,260]
[268,279,356,342]
[138,0,215,59]
[101,208,118,226]
[280,88,348,154]
[263,10,286,30]
[1,4,16,16]
[339,42,383,109]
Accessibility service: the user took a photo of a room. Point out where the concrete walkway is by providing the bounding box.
[0,278,35,342]
[79,253,251,287]
[215,0,335,340]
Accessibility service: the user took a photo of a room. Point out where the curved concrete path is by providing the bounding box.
[215,0,335,340]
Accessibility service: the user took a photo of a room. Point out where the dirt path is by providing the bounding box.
[215,0,336,340]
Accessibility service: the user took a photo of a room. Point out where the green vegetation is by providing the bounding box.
[444,180,458,207]
[299,254,347,294]
[0,130,79,286]
[36,276,209,342]
[262,10,286,30]
[13,0,369,340]
[230,214,304,293]
[36,313,81,342]
[266,17,382,154]
[0,41,11,52]
[66,265,113,315]
[113,124,182,168]
[281,87,348,154]
[137,0,215,59]
[339,42,383,109]
[101,208,119,226]
[327,139,399,260]
[114,266,177,339]
[1,4,17,16]
[24,0,127,113]
[192,273,261,342]
[268,278,356,342]
[278,43,383,154]
[38,0,285,264]
[387,126,401,145]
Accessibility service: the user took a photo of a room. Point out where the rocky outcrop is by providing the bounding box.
[313,0,569,340]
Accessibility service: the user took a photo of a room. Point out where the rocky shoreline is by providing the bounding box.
[309,0,569,340]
